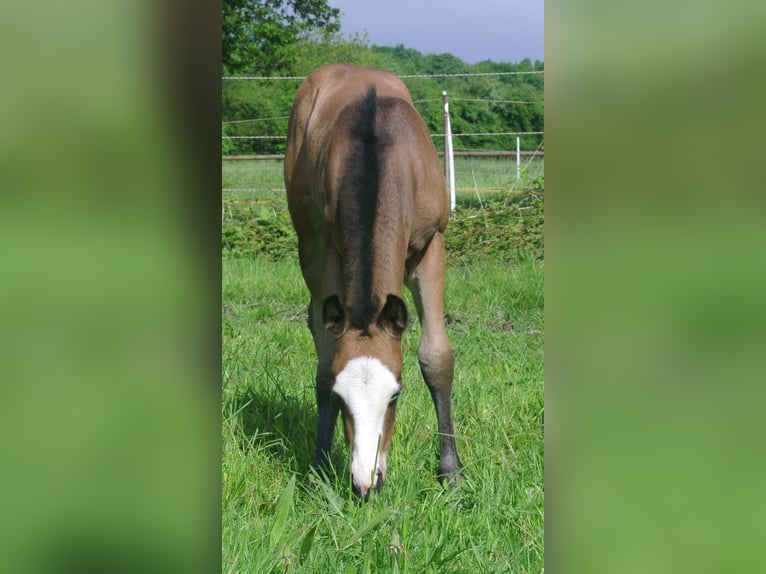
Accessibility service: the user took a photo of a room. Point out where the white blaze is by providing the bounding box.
[333,356,400,493]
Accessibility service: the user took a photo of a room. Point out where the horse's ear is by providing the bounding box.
[323,295,347,336]
[378,294,408,339]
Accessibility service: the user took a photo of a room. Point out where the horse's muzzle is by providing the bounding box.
[352,469,385,499]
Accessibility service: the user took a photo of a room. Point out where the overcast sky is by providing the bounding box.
[328,0,544,65]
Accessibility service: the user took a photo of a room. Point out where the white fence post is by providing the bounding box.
[442,91,456,214]
[516,136,521,180]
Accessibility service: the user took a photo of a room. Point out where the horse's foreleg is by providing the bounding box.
[308,250,344,475]
[314,364,340,471]
[309,295,340,472]
[406,232,462,484]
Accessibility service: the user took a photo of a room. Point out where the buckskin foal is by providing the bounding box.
[284,63,461,498]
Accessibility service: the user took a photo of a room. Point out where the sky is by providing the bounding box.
[327,0,544,65]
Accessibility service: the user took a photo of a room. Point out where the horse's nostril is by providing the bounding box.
[352,482,371,500]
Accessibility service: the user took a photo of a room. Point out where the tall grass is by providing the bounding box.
[222,255,543,573]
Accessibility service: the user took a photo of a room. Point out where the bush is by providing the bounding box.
[446,181,544,264]
[221,179,543,264]
[222,198,297,259]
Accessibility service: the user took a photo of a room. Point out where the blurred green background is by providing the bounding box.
[0,2,218,573]
[548,1,766,572]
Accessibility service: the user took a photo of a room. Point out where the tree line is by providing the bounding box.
[222,1,544,155]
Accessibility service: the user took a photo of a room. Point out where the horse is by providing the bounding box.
[284,63,461,498]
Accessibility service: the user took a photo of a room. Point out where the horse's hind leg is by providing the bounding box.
[406,232,462,483]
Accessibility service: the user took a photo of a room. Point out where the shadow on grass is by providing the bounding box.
[231,384,349,482]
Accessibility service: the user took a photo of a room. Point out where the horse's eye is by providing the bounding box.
[390,390,401,403]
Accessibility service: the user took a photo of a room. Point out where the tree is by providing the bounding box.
[223,0,340,74]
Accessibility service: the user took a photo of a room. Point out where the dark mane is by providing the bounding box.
[338,85,391,328]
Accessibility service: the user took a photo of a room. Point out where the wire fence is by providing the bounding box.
[222,70,544,81]
[223,69,543,150]
[223,131,543,141]
[222,70,543,197]
[222,153,543,196]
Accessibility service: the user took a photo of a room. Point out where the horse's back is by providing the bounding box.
[285,64,447,288]
[286,64,410,191]
[289,63,411,134]
[286,64,445,217]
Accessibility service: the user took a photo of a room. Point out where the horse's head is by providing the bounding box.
[323,294,408,497]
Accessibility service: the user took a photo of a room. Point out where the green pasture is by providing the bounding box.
[221,160,544,572]
[222,156,544,207]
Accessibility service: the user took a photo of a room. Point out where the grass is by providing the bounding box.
[223,159,287,198]
[222,254,543,573]
[221,156,543,572]
[222,157,544,202]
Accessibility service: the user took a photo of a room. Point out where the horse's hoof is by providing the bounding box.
[438,468,462,489]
